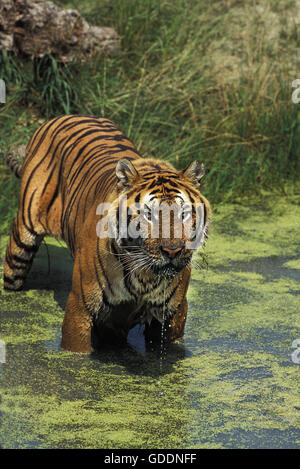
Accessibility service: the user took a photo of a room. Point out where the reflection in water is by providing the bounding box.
[127,324,146,357]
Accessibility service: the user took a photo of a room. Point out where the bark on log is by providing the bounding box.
[0,0,119,62]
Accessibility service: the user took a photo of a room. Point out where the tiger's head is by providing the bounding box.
[110,158,211,278]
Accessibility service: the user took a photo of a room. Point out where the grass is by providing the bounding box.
[0,0,300,234]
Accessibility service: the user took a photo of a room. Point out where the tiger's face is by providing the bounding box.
[112,158,210,278]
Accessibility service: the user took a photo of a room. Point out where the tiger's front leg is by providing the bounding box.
[61,290,94,354]
[168,297,188,341]
[61,255,99,354]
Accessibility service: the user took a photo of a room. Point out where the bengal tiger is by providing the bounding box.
[3,115,211,354]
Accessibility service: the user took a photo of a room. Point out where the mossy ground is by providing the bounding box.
[0,197,300,449]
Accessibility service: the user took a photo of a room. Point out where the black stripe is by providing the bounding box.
[4,275,16,285]
[96,241,114,296]
[4,255,16,271]
[41,162,57,197]
[12,254,30,265]
[24,115,69,169]
[93,257,112,310]
[64,134,117,182]
[11,274,27,281]
[147,179,159,189]
[25,189,38,236]
[165,179,180,188]
[46,175,60,215]
[62,158,116,232]
[12,225,39,254]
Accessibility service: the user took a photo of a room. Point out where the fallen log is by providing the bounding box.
[0,0,119,62]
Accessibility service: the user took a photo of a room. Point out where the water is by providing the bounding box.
[159,284,166,374]
[0,200,300,448]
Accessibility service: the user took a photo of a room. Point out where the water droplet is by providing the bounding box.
[159,285,166,373]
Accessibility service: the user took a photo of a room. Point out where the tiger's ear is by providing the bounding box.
[182,161,205,186]
[116,159,139,189]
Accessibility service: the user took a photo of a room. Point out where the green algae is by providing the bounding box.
[0,198,300,448]
[283,259,300,270]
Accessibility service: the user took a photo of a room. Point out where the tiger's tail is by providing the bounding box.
[2,144,26,179]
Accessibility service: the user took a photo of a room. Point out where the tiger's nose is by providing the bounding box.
[161,245,183,259]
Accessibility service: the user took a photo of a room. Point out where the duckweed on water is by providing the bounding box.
[0,198,300,448]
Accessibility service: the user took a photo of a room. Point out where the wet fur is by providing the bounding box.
[3,115,211,353]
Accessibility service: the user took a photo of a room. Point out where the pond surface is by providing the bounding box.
[0,198,300,448]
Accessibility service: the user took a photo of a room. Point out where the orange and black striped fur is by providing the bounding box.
[3,115,211,353]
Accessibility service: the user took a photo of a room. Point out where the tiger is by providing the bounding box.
[3,115,211,354]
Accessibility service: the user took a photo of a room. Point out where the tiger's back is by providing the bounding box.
[19,115,141,255]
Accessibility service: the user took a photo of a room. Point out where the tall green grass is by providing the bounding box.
[1,0,300,233]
